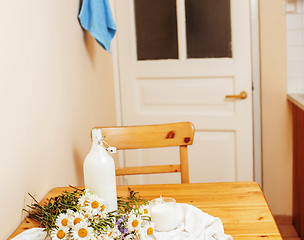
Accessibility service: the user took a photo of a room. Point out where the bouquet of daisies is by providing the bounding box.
[26,188,155,240]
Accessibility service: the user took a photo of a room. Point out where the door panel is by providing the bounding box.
[134,0,178,60]
[137,77,235,114]
[189,131,236,183]
[185,0,232,58]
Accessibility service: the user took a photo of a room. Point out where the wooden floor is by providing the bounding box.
[274,216,300,240]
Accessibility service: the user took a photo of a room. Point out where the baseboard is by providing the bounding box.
[274,215,293,225]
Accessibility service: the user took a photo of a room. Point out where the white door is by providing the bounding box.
[114,0,253,184]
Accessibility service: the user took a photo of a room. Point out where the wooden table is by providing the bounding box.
[9,182,282,240]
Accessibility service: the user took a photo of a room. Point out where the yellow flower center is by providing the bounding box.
[61,218,68,226]
[144,209,149,214]
[74,218,81,225]
[101,204,105,212]
[108,231,112,236]
[57,230,66,239]
[78,228,88,238]
[91,201,99,209]
[84,214,88,219]
[132,219,139,227]
[147,227,153,235]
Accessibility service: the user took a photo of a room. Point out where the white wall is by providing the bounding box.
[286,0,304,93]
[0,1,116,239]
[260,0,293,215]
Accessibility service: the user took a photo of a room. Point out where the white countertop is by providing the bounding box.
[287,93,304,111]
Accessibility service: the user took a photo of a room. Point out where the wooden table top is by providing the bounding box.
[9,182,282,240]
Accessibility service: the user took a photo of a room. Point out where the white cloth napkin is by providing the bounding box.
[154,203,232,240]
[12,204,232,240]
[11,228,48,240]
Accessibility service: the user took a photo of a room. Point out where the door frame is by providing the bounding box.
[110,0,262,187]
[250,0,262,188]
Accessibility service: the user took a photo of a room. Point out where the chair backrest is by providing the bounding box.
[93,122,195,183]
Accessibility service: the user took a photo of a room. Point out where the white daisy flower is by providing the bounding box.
[85,194,107,217]
[55,213,73,228]
[50,226,69,240]
[78,190,91,208]
[105,224,121,239]
[70,211,87,227]
[124,234,135,240]
[71,221,94,240]
[95,233,112,240]
[126,213,142,233]
[79,208,94,220]
[66,209,75,216]
[139,205,150,217]
[140,222,155,239]
[95,235,104,240]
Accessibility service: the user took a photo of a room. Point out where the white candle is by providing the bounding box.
[150,197,177,232]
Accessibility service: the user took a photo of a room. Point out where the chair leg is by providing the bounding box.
[180,146,190,184]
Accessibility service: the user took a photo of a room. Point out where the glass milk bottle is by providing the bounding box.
[83,128,117,212]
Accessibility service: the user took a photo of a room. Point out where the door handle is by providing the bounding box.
[225,91,248,100]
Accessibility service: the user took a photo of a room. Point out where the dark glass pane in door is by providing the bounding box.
[185,0,232,58]
[134,0,178,60]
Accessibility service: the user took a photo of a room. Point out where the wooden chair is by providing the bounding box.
[93,122,195,183]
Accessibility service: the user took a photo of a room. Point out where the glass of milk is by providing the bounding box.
[149,197,177,232]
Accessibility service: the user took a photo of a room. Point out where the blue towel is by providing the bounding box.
[79,0,116,53]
